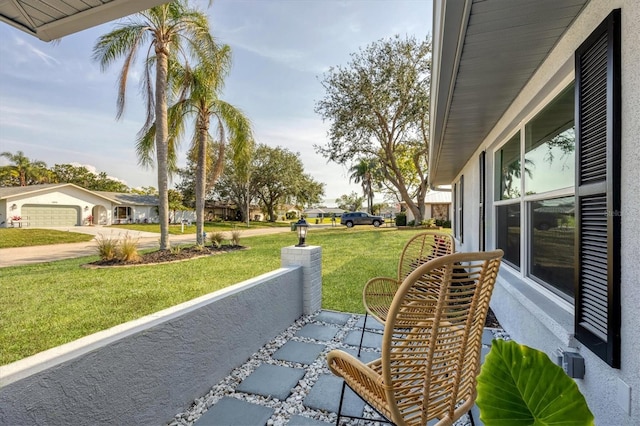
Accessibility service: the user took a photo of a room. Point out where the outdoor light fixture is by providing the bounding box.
[296,218,309,247]
[84,206,89,211]
[10,204,17,210]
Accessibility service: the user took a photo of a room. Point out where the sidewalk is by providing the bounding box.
[0,226,295,268]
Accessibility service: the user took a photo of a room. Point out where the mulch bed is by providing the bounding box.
[84,245,246,268]
[485,307,502,328]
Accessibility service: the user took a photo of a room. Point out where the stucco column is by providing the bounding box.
[281,246,322,315]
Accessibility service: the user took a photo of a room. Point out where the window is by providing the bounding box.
[525,83,575,301]
[524,85,575,195]
[574,9,621,368]
[496,203,520,268]
[494,83,576,291]
[495,133,521,267]
[529,196,574,298]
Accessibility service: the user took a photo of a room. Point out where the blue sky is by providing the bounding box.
[0,0,432,205]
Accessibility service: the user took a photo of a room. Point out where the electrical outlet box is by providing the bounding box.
[562,351,585,379]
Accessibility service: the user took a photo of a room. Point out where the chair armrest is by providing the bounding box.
[362,277,401,324]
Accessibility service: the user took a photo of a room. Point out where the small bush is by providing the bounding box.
[118,233,140,262]
[230,230,242,246]
[442,220,452,228]
[209,232,225,248]
[407,220,416,227]
[95,234,119,261]
[395,212,407,226]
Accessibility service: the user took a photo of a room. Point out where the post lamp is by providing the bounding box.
[295,218,309,247]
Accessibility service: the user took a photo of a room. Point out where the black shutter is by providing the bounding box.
[574,9,621,368]
[459,175,464,244]
[479,152,486,251]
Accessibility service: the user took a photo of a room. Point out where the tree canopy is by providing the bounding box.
[315,35,432,222]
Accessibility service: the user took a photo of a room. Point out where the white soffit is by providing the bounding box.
[0,0,170,42]
[429,0,589,186]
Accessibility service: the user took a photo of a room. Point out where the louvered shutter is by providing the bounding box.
[574,9,621,368]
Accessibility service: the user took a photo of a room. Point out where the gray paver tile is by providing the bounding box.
[237,364,305,400]
[296,323,339,341]
[194,397,274,426]
[305,374,365,417]
[342,329,382,349]
[273,340,326,365]
[314,310,351,325]
[482,329,494,345]
[354,315,385,331]
[287,414,333,425]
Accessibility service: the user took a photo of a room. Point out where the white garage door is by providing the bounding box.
[22,205,80,227]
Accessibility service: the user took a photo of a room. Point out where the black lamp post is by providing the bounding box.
[295,218,309,247]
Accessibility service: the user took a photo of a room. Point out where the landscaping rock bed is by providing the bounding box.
[84,245,247,268]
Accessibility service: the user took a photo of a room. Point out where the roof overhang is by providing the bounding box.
[0,0,170,42]
[429,0,589,187]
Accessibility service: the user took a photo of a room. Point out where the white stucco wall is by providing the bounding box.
[450,1,639,424]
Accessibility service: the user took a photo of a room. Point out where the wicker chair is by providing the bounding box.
[357,231,455,355]
[328,249,503,426]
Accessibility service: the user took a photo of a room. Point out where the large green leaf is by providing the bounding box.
[476,339,594,426]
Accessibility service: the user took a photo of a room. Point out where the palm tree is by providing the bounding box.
[139,51,253,245]
[0,151,48,186]
[92,1,214,250]
[349,158,376,214]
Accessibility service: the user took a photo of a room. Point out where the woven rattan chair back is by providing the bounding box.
[380,250,503,425]
[397,231,455,281]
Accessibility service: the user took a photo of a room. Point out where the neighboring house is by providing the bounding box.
[303,207,346,219]
[430,1,638,424]
[402,190,452,223]
[0,184,160,227]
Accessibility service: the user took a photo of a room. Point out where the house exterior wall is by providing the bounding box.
[450,1,639,423]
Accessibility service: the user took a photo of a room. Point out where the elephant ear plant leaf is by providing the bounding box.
[476,339,594,426]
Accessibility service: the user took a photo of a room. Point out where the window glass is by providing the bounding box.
[496,203,520,268]
[496,133,521,200]
[525,84,575,194]
[529,196,575,299]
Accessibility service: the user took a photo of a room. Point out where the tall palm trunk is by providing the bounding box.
[155,46,170,250]
[195,117,209,245]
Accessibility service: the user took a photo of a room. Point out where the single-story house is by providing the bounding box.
[430,0,638,423]
[0,184,160,227]
[403,190,452,223]
[303,207,346,219]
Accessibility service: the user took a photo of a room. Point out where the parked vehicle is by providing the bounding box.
[340,212,384,228]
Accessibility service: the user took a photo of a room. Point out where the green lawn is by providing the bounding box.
[0,228,94,248]
[0,228,426,365]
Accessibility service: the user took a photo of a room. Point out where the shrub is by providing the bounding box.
[395,212,407,226]
[209,232,225,248]
[423,218,436,227]
[285,211,298,220]
[95,234,119,261]
[230,230,242,246]
[407,220,416,227]
[118,233,140,262]
[442,220,452,228]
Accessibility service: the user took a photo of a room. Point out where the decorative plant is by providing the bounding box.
[209,232,225,248]
[230,230,242,246]
[476,339,594,425]
[85,215,93,225]
[11,215,21,221]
